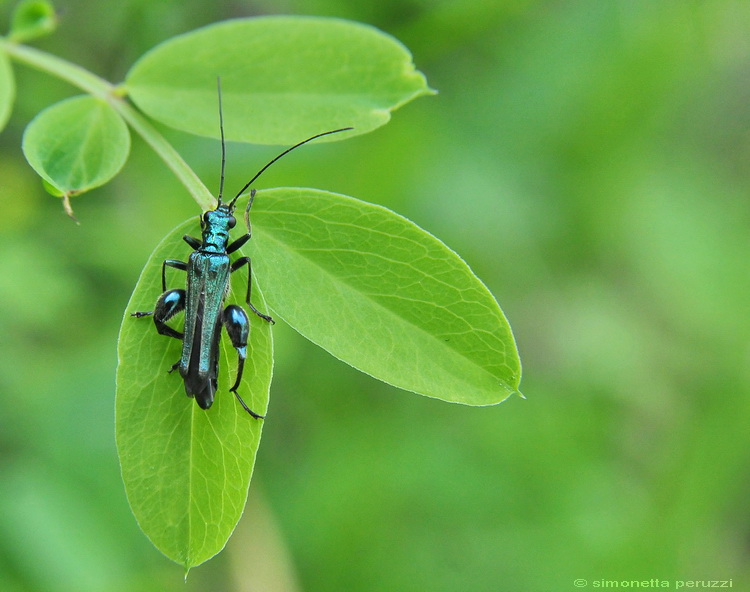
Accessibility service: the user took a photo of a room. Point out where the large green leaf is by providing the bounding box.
[21,95,130,193]
[116,188,519,567]
[0,49,13,133]
[125,16,434,145]
[115,219,274,570]
[249,188,522,405]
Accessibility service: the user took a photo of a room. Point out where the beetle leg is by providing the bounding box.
[182,235,201,250]
[230,257,274,324]
[226,232,249,254]
[151,289,186,339]
[162,259,187,292]
[233,391,264,420]
[243,189,256,237]
[222,304,264,419]
[223,304,249,389]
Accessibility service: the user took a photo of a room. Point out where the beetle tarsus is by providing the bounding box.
[231,388,264,420]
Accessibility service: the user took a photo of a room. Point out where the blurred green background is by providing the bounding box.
[2,0,749,590]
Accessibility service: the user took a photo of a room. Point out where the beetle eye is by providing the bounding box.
[227,215,236,229]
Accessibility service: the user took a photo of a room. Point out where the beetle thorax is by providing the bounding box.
[200,206,236,252]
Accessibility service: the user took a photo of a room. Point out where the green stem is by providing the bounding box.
[113,100,215,211]
[0,38,215,210]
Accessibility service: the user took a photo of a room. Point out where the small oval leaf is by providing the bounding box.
[0,50,14,132]
[22,95,130,194]
[116,219,274,569]
[9,0,57,42]
[125,16,434,145]
[249,188,522,405]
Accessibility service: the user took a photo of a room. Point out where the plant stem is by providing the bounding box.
[113,100,215,211]
[0,37,215,210]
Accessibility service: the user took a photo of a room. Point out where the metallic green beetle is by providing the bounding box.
[132,81,350,418]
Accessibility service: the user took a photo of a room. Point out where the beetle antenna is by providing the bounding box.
[217,77,227,205]
[229,127,353,209]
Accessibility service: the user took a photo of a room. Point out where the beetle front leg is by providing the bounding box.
[183,235,201,250]
[226,232,249,255]
[230,257,274,324]
[223,304,264,419]
[243,188,257,237]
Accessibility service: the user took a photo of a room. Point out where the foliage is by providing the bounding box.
[125,17,431,144]
[2,0,747,591]
[0,1,520,572]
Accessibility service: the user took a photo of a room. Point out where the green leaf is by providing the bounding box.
[125,16,434,145]
[249,188,522,405]
[9,0,57,42]
[41,177,63,196]
[0,49,13,132]
[116,218,274,569]
[22,95,130,194]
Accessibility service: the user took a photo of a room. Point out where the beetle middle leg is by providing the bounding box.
[161,258,188,292]
[132,258,189,338]
[132,257,189,365]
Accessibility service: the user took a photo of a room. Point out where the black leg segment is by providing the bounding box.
[227,232,250,254]
[182,235,201,250]
[161,259,188,292]
[152,289,186,339]
[224,304,249,395]
[230,257,274,324]
[223,304,264,419]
